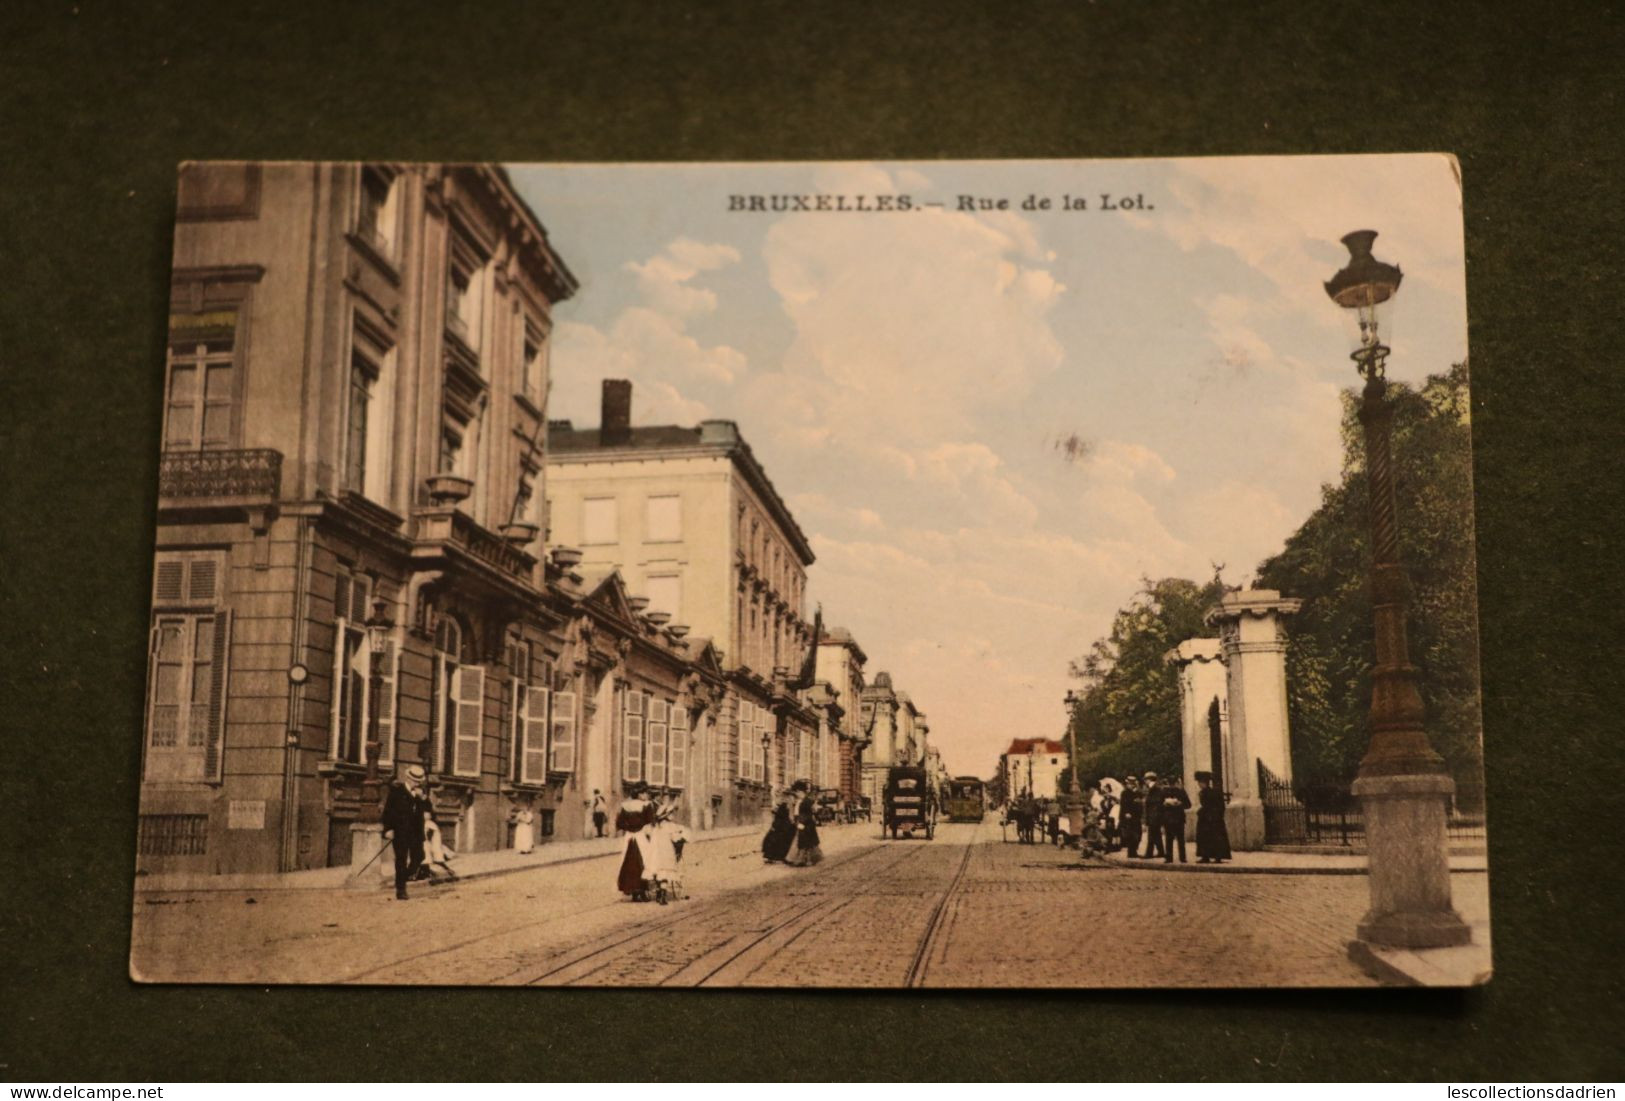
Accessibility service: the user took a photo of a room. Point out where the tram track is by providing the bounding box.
[904,832,976,987]
[513,840,933,987]
[342,826,981,987]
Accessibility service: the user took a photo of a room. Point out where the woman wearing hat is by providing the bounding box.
[381,766,430,900]
[1194,771,1232,864]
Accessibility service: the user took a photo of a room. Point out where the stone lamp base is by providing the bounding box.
[1351,772,1472,948]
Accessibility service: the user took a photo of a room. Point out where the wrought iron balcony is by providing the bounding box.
[158,448,282,505]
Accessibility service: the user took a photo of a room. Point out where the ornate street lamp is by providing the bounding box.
[1063,690,1086,841]
[358,597,394,825]
[1325,230,1470,949]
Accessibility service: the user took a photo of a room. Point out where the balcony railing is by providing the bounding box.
[159,448,282,502]
[413,503,536,582]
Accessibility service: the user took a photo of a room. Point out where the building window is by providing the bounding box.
[645,574,681,621]
[431,616,483,778]
[522,319,548,406]
[583,497,617,545]
[146,552,230,784]
[328,569,373,765]
[621,689,645,784]
[356,166,399,258]
[549,684,576,774]
[671,705,689,790]
[646,494,681,542]
[509,640,551,786]
[345,322,394,502]
[647,698,669,787]
[445,232,486,353]
[164,323,236,451]
[344,352,373,495]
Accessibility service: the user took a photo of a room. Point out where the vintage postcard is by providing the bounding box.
[129,156,1488,987]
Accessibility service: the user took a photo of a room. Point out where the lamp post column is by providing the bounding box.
[1349,368,1470,948]
[1323,229,1470,951]
[1064,692,1085,841]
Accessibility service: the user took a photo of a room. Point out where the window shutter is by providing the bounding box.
[355,634,372,766]
[376,640,398,765]
[334,574,351,621]
[523,685,549,784]
[188,558,218,604]
[453,665,484,776]
[505,679,521,779]
[204,609,232,783]
[622,690,644,783]
[648,698,669,787]
[550,690,576,773]
[154,561,185,604]
[328,616,348,759]
[670,705,688,789]
[737,701,751,782]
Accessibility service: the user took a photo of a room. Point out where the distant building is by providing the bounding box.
[546,381,832,826]
[858,671,929,806]
[999,739,1069,802]
[815,626,871,803]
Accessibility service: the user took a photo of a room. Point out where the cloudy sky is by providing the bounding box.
[508,156,1468,778]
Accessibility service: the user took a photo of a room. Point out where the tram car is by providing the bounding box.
[943,776,987,823]
[882,766,935,840]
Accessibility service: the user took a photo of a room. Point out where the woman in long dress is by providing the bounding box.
[761,802,796,862]
[616,785,656,896]
[1194,771,1232,863]
[786,782,824,867]
[513,806,535,854]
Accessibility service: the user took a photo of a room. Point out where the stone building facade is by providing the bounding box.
[545,382,828,826]
[138,163,733,875]
[815,625,871,804]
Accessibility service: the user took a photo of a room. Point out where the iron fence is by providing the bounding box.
[1258,760,1487,849]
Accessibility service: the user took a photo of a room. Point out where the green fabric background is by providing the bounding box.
[2,0,1621,1082]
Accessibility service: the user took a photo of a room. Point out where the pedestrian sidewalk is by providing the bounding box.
[1099,845,1488,875]
[132,824,762,895]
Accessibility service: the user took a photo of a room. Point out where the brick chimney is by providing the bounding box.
[600,379,632,446]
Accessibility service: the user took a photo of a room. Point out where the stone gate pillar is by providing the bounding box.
[1205,589,1301,850]
[1165,638,1227,839]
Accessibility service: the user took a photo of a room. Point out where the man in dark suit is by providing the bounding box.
[382,765,430,900]
[1159,775,1192,864]
[1118,775,1143,858]
[1141,771,1165,859]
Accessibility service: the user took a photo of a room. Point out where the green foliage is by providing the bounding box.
[1066,576,1228,780]
[1257,362,1482,787]
[1063,363,1482,791]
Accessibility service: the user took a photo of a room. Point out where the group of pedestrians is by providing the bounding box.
[614,783,688,901]
[1116,770,1232,864]
[761,780,825,867]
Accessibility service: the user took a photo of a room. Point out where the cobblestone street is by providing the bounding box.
[130,819,1489,987]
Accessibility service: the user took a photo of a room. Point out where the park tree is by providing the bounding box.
[1065,575,1228,783]
[1257,361,1481,789]
[1064,363,1480,795]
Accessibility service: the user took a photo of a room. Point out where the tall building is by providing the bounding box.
[815,626,871,803]
[139,162,727,875]
[857,671,930,806]
[546,382,833,825]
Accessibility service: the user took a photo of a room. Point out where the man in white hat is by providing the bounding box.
[381,765,429,900]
